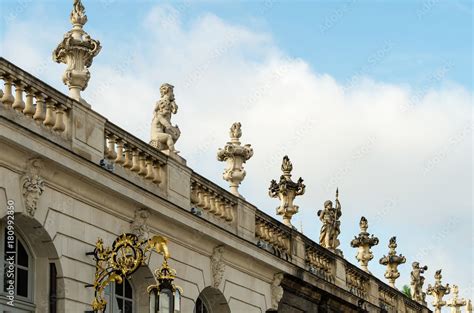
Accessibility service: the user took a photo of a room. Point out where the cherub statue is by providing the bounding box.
[410,262,428,305]
[318,189,342,252]
[150,83,181,153]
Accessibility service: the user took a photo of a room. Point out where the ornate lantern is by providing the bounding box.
[148,259,182,313]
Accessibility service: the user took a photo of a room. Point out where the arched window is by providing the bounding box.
[194,297,209,313]
[1,223,35,312]
[104,279,134,313]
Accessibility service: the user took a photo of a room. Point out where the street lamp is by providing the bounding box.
[148,258,182,313]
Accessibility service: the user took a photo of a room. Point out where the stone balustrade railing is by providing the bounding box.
[379,285,398,312]
[104,122,167,188]
[304,243,335,283]
[1,58,70,138]
[345,266,370,299]
[190,173,237,224]
[255,211,292,260]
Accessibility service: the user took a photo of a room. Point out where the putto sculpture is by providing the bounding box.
[53,0,101,105]
[410,262,428,305]
[427,269,451,313]
[318,189,343,256]
[150,83,181,155]
[379,236,406,288]
[446,285,467,313]
[269,156,305,228]
[350,216,379,272]
[217,122,254,198]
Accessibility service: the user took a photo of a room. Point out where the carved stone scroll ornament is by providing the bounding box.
[21,158,45,217]
[410,262,428,305]
[52,0,101,105]
[211,246,225,288]
[269,156,305,228]
[217,122,254,198]
[130,208,150,240]
[270,273,284,310]
[150,83,181,155]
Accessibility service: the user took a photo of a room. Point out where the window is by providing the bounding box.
[1,224,34,312]
[194,297,209,313]
[104,279,134,313]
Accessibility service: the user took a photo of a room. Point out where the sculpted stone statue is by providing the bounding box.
[318,189,342,255]
[427,269,451,313]
[410,262,428,305]
[150,83,181,154]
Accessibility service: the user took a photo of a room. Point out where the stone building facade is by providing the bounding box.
[0,56,433,313]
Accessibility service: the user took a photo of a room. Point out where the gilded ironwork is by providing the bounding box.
[89,233,170,312]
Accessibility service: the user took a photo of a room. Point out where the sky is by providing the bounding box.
[0,0,472,311]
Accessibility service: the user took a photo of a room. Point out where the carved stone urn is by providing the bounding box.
[447,285,467,313]
[217,122,253,198]
[427,270,451,313]
[269,156,305,228]
[350,216,379,273]
[379,236,406,288]
[52,0,101,105]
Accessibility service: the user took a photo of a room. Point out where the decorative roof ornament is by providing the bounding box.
[350,216,379,273]
[217,122,253,198]
[53,0,101,106]
[379,236,406,288]
[446,285,467,313]
[317,188,343,256]
[410,262,428,305]
[150,83,181,157]
[427,269,451,313]
[269,156,305,228]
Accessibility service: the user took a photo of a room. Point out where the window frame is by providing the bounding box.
[104,279,135,313]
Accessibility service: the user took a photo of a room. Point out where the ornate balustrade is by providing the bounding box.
[304,243,335,283]
[0,57,70,138]
[345,266,370,299]
[190,173,237,224]
[379,285,397,312]
[104,122,167,187]
[255,210,291,260]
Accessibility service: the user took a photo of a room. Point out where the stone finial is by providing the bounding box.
[379,236,406,288]
[211,246,225,288]
[270,273,284,311]
[53,0,101,106]
[427,269,451,313]
[217,122,254,198]
[269,156,305,228]
[150,83,181,156]
[446,285,467,313]
[350,216,379,273]
[21,158,45,217]
[317,188,343,256]
[410,262,428,305]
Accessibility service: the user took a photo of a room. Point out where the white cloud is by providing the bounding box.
[1,3,472,309]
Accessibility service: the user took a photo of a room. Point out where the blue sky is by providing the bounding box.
[2,0,471,89]
[1,0,473,311]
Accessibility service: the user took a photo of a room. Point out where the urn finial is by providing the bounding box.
[53,0,101,106]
